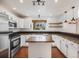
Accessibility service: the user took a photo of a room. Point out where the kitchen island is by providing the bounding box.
[26,35,54,58]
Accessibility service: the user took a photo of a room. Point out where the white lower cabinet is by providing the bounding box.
[21,35,27,47]
[53,35,79,58]
[60,38,67,56]
[67,40,79,58]
[52,35,61,49]
[21,35,31,47]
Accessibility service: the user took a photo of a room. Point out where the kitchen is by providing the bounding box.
[0,0,79,58]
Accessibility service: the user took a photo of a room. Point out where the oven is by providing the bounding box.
[10,37,20,50]
[9,21,17,28]
[9,33,21,58]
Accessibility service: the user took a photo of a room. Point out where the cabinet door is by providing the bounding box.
[17,19,24,28]
[52,35,56,46]
[52,35,55,41]
[60,38,67,56]
[67,41,78,58]
[21,35,26,46]
[54,36,60,49]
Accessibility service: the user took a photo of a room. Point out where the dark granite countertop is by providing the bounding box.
[17,31,79,38]
[54,34,79,44]
[1,30,79,44]
[17,31,79,44]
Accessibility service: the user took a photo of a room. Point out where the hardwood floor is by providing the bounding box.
[52,47,66,58]
[15,47,66,58]
[15,47,28,58]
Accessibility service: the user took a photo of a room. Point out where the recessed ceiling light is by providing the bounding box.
[38,9,40,12]
[13,8,16,10]
[54,0,58,3]
[20,0,24,3]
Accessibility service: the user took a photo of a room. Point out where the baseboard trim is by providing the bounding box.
[21,46,28,48]
[52,46,57,48]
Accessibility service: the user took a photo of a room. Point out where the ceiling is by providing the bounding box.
[0,0,79,19]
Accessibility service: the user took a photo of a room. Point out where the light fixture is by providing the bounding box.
[38,14,40,18]
[20,0,24,3]
[54,0,58,3]
[71,6,75,21]
[32,0,45,6]
[64,11,68,23]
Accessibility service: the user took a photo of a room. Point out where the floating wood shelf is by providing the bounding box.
[48,22,63,28]
[32,20,47,22]
[48,22,62,24]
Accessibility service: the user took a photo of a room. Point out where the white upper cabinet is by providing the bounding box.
[24,18,32,29]
[16,17,32,29]
[17,19,24,28]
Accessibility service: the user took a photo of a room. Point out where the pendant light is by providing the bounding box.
[38,14,40,18]
[71,6,75,21]
[64,11,67,23]
[32,0,45,6]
